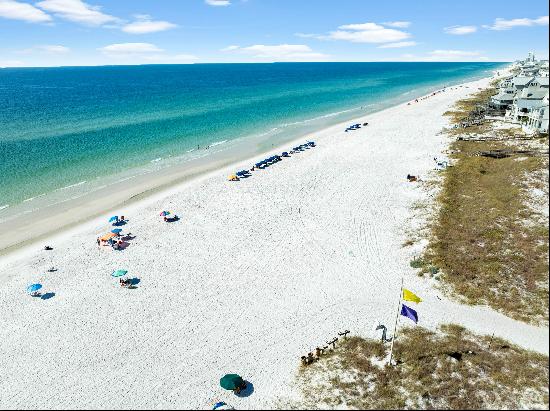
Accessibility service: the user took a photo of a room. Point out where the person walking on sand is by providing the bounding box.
[96,237,100,246]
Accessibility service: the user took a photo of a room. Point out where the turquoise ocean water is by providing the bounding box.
[0,62,505,221]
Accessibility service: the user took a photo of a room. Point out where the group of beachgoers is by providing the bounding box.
[228,141,316,181]
[96,215,128,251]
[407,88,449,105]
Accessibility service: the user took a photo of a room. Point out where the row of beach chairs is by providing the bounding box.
[228,141,316,181]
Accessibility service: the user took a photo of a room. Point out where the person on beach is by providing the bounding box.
[96,238,100,246]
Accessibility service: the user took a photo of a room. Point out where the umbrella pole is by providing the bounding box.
[388,277,403,366]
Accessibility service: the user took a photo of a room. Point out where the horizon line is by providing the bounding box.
[1,61,514,69]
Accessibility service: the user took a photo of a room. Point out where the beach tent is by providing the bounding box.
[212,402,234,410]
[111,269,128,278]
[228,174,239,181]
[111,228,123,234]
[159,211,171,217]
[100,233,117,241]
[109,216,118,222]
[220,374,244,391]
[27,283,42,294]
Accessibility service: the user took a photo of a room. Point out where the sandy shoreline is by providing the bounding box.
[0,72,501,257]
[1,72,548,410]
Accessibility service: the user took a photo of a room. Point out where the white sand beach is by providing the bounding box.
[0,75,548,409]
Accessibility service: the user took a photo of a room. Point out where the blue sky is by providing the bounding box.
[0,0,548,67]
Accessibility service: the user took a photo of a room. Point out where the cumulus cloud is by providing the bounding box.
[397,50,488,62]
[301,22,411,44]
[222,44,328,61]
[0,0,52,22]
[122,16,177,34]
[38,44,70,53]
[427,50,483,60]
[483,16,548,30]
[205,0,230,6]
[444,25,477,35]
[36,0,120,26]
[377,41,417,48]
[220,45,240,51]
[97,43,198,64]
[98,42,164,55]
[383,21,411,28]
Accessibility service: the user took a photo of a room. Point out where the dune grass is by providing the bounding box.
[285,325,548,410]
[420,88,550,324]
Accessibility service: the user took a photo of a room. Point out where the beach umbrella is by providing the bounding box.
[159,211,171,217]
[111,228,123,234]
[111,269,128,278]
[212,402,234,410]
[220,374,244,391]
[109,216,118,222]
[27,283,42,293]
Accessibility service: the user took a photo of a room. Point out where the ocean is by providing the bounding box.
[0,62,505,221]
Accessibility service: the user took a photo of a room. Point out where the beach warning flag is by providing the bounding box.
[401,304,419,323]
[403,289,422,303]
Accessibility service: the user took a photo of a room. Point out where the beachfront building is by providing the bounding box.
[524,92,549,133]
[490,53,550,132]
[509,86,548,124]
[491,86,516,109]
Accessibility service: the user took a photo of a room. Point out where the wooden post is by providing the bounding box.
[388,277,404,366]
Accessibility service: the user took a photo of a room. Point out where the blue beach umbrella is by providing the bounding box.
[111,269,128,278]
[159,211,171,217]
[111,228,123,234]
[109,216,118,222]
[27,283,42,293]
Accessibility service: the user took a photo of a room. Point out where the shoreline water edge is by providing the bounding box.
[0,64,507,256]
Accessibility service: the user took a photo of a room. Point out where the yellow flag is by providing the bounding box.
[403,288,422,303]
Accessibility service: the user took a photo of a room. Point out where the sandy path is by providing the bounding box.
[1,75,547,409]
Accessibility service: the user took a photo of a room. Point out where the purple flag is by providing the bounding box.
[401,304,418,323]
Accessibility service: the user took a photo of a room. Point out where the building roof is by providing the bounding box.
[517,86,548,100]
[535,77,549,87]
[513,76,534,86]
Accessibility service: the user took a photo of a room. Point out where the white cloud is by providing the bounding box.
[98,42,164,55]
[483,16,548,31]
[303,22,411,44]
[222,44,328,61]
[97,43,197,64]
[205,0,230,6]
[396,50,489,62]
[0,59,25,67]
[0,0,52,22]
[220,45,240,51]
[36,0,120,26]
[444,25,477,35]
[383,21,411,28]
[427,50,482,60]
[378,41,417,48]
[143,54,198,63]
[122,18,177,34]
[38,44,70,53]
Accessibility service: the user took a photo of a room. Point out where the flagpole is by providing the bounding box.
[388,277,403,366]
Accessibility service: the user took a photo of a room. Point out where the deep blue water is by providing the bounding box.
[0,62,505,216]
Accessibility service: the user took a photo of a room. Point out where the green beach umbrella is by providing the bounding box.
[111,269,128,278]
[219,374,244,391]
